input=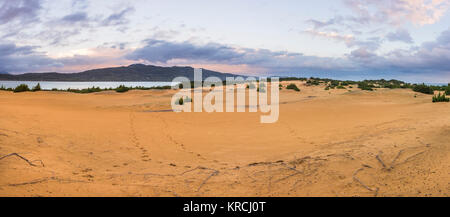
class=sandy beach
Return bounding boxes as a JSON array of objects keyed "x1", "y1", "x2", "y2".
[{"x1": 0, "y1": 81, "x2": 448, "y2": 197}]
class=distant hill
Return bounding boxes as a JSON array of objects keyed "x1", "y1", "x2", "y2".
[{"x1": 0, "y1": 64, "x2": 242, "y2": 81}]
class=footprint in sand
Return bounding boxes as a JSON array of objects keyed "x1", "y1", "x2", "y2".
[{"x1": 129, "y1": 112, "x2": 152, "y2": 162}]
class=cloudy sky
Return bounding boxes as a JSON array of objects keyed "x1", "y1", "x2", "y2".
[{"x1": 1, "y1": 0, "x2": 450, "y2": 82}]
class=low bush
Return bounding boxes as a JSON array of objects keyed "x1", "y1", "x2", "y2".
[
  {"x1": 31, "y1": 83, "x2": 41, "y2": 91},
  {"x1": 306, "y1": 79, "x2": 320, "y2": 86},
  {"x1": 432, "y1": 92, "x2": 449, "y2": 103},
  {"x1": 412, "y1": 84, "x2": 434, "y2": 95},
  {"x1": 115, "y1": 85, "x2": 130, "y2": 93},
  {"x1": 13, "y1": 84, "x2": 30, "y2": 92},
  {"x1": 445, "y1": 85, "x2": 450, "y2": 95},
  {"x1": 357, "y1": 82, "x2": 374, "y2": 91},
  {"x1": 286, "y1": 83, "x2": 300, "y2": 91}
]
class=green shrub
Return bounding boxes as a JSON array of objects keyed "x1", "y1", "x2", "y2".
[
  {"x1": 31, "y1": 83, "x2": 41, "y2": 91},
  {"x1": 413, "y1": 84, "x2": 434, "y2": 95},
  {"x1": 286, "y1": 83, "x2": 300, "y2": 91},
  {"x1": 306, "y1": 79, "x2": 320, "y2": 86},
  {"x1": 358, "y1": 82, "x2": 375, "y2": 91},
  {"x1": 178, "y1": 97, "x2": 184, "y2": 105},
  {"x1": 13, "y1": 84, "x2": 30, "y2": 92},
  {"x1": 0, "y1": 85, "x2": 6, "y2": 91},
  {"x1": 432, "y1": 92, "x2": 449, "y2": 103},
  {"x1": 67, "y1": 86, "x2": 102, "y2": 94},
  {"x1": 115, "y1": 85, "x2": 130, "y2": 93},
  {"x1": 445, "y1": 85, "x2": 450, "y2": 95}
]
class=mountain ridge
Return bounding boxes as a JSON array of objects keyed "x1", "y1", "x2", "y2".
[{"x1": 0, "y1": 64, "x2": 243, "y2": 81}]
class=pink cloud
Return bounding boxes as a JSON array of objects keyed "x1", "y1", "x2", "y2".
[{"x1": 343, "y1": 0, "x2": 450, "y2": 26}]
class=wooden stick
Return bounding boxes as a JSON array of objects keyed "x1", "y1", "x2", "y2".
[
  {"x1": 197, "y1": 170, "x2": 219, "y2": 191},
  {"x1": 0, "y1": 153, "x2": 44, "y2": 167},
  {"x1": 352, "y1": 168, "x2": 378, "y2": 195},
  {"x1": 375, "y1": 154, "x2": 387, "y2": 169}
]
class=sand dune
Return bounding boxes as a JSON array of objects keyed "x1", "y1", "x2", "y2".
[{"x1": 0, "y1": 81, "x2": 448, "y2": 196}]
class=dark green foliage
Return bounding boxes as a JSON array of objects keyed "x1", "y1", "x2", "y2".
[
  {"x1": 306, "y1": 79, "x2": 320, "y2": 86},
  {"x1": 445, "y1": 85, "x2": 450, "y2": 95},
  {"x1": 0, "y1": 85, "x2": 6, "y2": 91},
  {"x1": 286, "y1": 83, "x2": 300, "y2": 91},
  {"x1": 67, "y1": 86, "x2": 102, "y2": 94},
  {"x1": 115, "y1": 85, "x2": 130, "y2": 93},
  {"x1": 357, "y1": 82, "x2": 375, "y2": 91},
  {"x1": 13, "y1": 84, "x2": 30, "y2": 92},
  {"x1": 412, "y1": 83, "x2": 434, "y2": 95},
  {"x1": 278, "y1": 77, "x2": 307, "y2": 82},
  {"x1": 178, "y1": 97, "x2": 184, "y2": 105},
  {"x1": 432, "y1": 92, "x2": 449, "y2": 103},
  {"x1": 31, "y1": 83, "x2": 41, "y2": 91}
]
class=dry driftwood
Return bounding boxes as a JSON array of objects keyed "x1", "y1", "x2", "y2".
[
  {"x1": 352, "y1": 167, "x2": 379, "y2": 196},
  {"x1": 375, "y1": 153, "x2": 387, "y2": 170},
  {"x1": 8, "y1": 176, "x2": 87, "y2": 187},
  {"x1": 197, "y1": 170, "x2": 219, "y2": 192},
  {"x1": 0, "y1": 153, "x2": 44, "y2": 167}
]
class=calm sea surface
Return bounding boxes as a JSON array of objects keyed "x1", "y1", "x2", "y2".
[{"x1": 0, "y1": 81, "x2": 175, "y2": 90}]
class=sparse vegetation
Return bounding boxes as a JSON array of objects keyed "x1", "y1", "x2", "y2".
[
  {"x1": 306, "y1": 79, "x2": 320, "y2": 86},
  {"x1": 358, "y1": 82, "x2": 375, "y2": 91},
  {"x1": 67, "y1": 86, "x2": 102, "y2": 94},
  {"x1": 31, "y1": 83, "x2": 41, "y2": 92},
  {"x1": 432, "y1": 92, "x2": 449, "y2": 103},
  {"x1": 412, "y1": 83, "x2": 434, "y2": 95},
  {"x1": 286, "y1": 83, "x2": 300, "y2": 92},
  {"x1": 115, "y1": 85, "x2": 130, "y2": 93},
  {"x1": 13, "y1": 84, "x2": 30, "y2": 92},
  {"x1": 445, "y1": 84, "x2": 450, "y2": 95}
]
